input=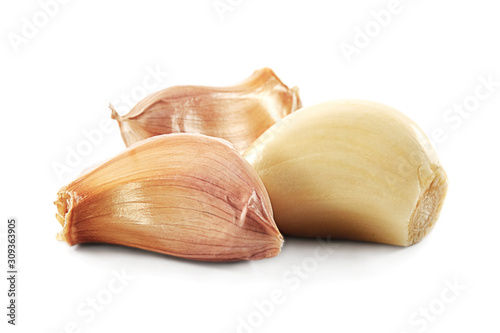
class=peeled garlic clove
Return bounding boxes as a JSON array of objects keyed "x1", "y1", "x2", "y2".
[
  {"x1": 111, "y1": 68, "x2": 302, "y2": 153},
  {"x1": 55, "y1": 134, "x2": 283, "y2": 262},
  {"x1": 244, "y1": 100, "x2": 448, "y2": 246}
]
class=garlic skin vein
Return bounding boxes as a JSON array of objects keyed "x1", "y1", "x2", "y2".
[
  {"x1": 244, "y1": 100, "x2": 449, "y2": 246},
  {"x1": 111, "y1": 68, "x2": 302, "y2": 153},
  {"x1": 55, "y1": 133, "x2": 283, "y2": 262}
]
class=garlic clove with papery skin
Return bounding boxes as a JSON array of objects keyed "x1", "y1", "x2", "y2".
[
  {"x1": 110, "y1": 68, "x2": 302, "y2": 153},
  {"x1": 55, "y1": 133, "x2": 283, "y2": 262}
]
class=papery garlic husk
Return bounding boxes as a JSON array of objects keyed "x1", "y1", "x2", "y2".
[
  {"x1": 243, "y1": 100, "x2": 449, "y2": 246},
  {"x1": 55, "y1": 134, "x2": 283, "y2": 262},
  {"x1": 110, "y1": 68, "x2": 302, "y2": 153}
]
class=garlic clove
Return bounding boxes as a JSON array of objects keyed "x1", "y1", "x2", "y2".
[
  {"x1": 111, "y1": 68, "x2": 302, "y2": 153},
  {"x1": 55, "y1": 133, "x2": 283, "y2": 262},
  {"x1": 243, "y1": 100, "x2": 448, "y2": 246}
]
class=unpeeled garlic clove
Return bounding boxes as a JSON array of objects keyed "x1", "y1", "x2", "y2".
[
  {"x1": 244, "y1": 100, "x2": 448, "y2": 246},
  {"x1": 55, "y1": 133, "x2": 283, "y2": 262},
  {"x1": 110, "y1": 68, "x2": 302, "y2": 153}
]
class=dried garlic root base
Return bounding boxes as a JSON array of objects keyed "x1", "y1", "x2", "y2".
[
  {"x1": 110, "y1": 68, "x2": 302, "y2": 153},
  {"x1": 244, "y1": 100, "x2": 449, "y2": 246},
  {"x1": 55, "y1": 134, "x2": 283, "y2": 262}
]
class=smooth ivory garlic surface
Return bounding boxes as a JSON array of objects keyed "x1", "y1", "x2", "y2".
[
  {"x1": 244, "y1": 100, "x2": 448, "y2": 246},
  {"x1": 111, "y1": 68, "x2": 302, "y2": 153},
  {"x1": 55, "y1": 134, "x2": 283, "y2": 262}
]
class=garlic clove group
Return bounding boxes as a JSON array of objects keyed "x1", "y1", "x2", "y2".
[
  {"x1": 111, "y1": 68, "x2": 302, "y2": 153},
  {"x1": 55, "y1": 133, "x2": 283, "y2": 262}
]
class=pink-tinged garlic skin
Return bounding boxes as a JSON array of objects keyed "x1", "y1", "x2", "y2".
[
  {"x1": 111, "y1": 68, "x2": 302, "y2": 153},
  {"x1": 55, "y1": 134, "x2": 283, "y2": 262}
]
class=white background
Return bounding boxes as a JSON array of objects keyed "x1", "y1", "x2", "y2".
[{"x1": 1, "y1": 0, "x2": 499, "y2": 332}]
